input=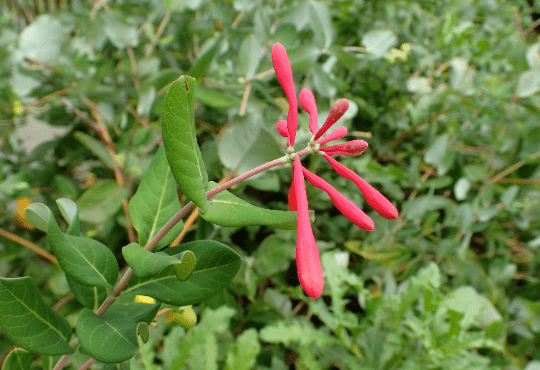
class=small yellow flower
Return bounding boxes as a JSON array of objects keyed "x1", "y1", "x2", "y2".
[
  {"x1": 13, "y1": 101, "x2": 23, "y2": 116},
  {"x1": 135, "y1": 295, "x2": 156, "y2": 304}
]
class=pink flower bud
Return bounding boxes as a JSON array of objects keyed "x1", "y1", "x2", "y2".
[
  {"x1": 320, "y1": 140, "x2": 368, "y2": 156},
  {"x1": 293, "y1": 156, "x2": 324, "y2": 298},
  {"x1": 323, "y1": 153, "x2": 398, "y2": 220},
  {"x1": 313, "y1": 99, "x2": 349, "y2": 141},
  {"x1": 302, "y1": 167, "x2": 374, "y2": 231},
  {"x1": 272, "y1": 43, "x2": 298, "y2": 146},
  {"x1": 276, "y1": 119, "x2": 290, "y2": 146},
  {"x1": 299, "y1": 88, "x2": 318, "y2": 134},
  {"x1": 316, "y1": 126, "x2": 348, "y2": 145}
]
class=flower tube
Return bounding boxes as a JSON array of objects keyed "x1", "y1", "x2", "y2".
[{"x1": 293, "y1": 156, "x2": 324, "y2": 298}]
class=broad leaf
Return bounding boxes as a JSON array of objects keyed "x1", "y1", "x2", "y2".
[
  {"x1": 56, "y1": 198, "x2": 81, "y2": 236},
  {"x1": 516, "y1": 69, "x2": 540, "y2": 98},
  {"x1": 48, "y1": 210, "x2": 119, "y2": 288},
  {"x1": 123, "y1": 241, "x2": 241, "y2": 306},
  {"x1": 66, "y1": 275, "x2": 107, "y2": 310},
  {"x1": 217, "y1": 119, "x2": 282, "y2": 175},
  {"x1": 24, "y1": 202, "x2": 50, "y2": 232},
  {"x1": 162, "y1": 76, "x2": 208, "y2": 211},
  {"x1": 77, "y1": 181, "x2": 129, "y2": 224},
  {"x1": 0, "y1": 277, "x2": 73, "y2": 355},
  {"x1": 128, "y1": 146, "x2": 184, "y2": 249},
  {"x1": 102, "y1": 302, "x2": 161, "y2": 325},
  {"x1": 122, "y1": 242, "x2": 196, "y2": 281},
  {"x1": 73, "y1": 131, "x2": 115, "y2": 169},
  {"x1": 187, "y1": 35, "x2": 221, "y2": 80},
  {"x1": 224, "y1": 328, "x2": 261, "y2": 370},
  {"x1": 201, "y1": 182, "x2": 299, "y2": 230},
  {"x1": 3, "y1": 348, "x2": 33, "y2": 370},
  {"x1": 237, "y1": 34, "x2": 262, "y2": 80},
  {"x1": 77, "y1": 308, "x2": 146, "y2": 364}
]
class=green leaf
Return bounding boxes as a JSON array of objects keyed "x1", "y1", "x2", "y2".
[
  {"x1": 361, "y1": 29, "x2": 397, "y2": 58},
  {"x1": 162, "y1": 76, "x2": 208, "y2": 211},
  {"x1": 77, "y1": 180, "x2": 129, "y2": 224},
  {"x1": 3, "y1": 348, "x2": 33, "y2": 370},
  {"x1": 47, "y1": 211, "x2": 119, "y2": 288},
  {"x1": 77, "y1": 309, "x2": 139, "y2": 364},
  {"x1": 516, "y1": 69, "x2": 540, "y2": 98},
  {"x1": 201, "y1": 182, "x2": 299, "y2": 229},
  {"x1": 103, "y1": 11, "x2": 138, "y2": 49},
  {"x1": 0, "y1": 277, "x2": 73, "y2": 355},
  {"x1": 18, "y1": 15, "x2": 69, "y2": 63},
  {"x1": 124, "y1": 241, "x2": 241, "y2": 306},
  {"x1": 237, "y1": 34, "x2": 262, "y2": 80},
  {"x1": 73, "y1": 131, "x2": 115, "y2": 169},
  {"x1": 128, "y1": 146, "x2": 184, "y2": 249},
  {"x1": 122, "y1": 243, "x2": 196, "y2": 281},
  {"x1": 194, "y1": 83, "x2": 242, "y2": 109},
  {"x1": 24, "y1": 202, "x2": 50, "y2": 232},
  {"x1": 66, "y1": 275, "x2": 107, "y2": 310},
  {"x1": 225, "y1": 328, "x2": 261, "y2": 370},
  {"x1": 187, "y1": 35, "x2": 221, "y2": 80},
  {"x1": 217, "y1": 119, "x2": 282, "y2": 175},
  {"x1": 56, "y1": 198, "x2": 81, "y2": 236},
  {"x1": 253, "y1": 236, "x2": 296, "y2": 277},
  {"x1": 103, "y1": 302, "x2": 161, "y2": 325},
  {"x1": 308, "y1": 0, "x2": 334, "y2": 49}
]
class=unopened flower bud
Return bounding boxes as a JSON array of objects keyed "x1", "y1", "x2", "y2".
[{"x1": 320, "y1": 140, "x2": 368, "y2": 156}]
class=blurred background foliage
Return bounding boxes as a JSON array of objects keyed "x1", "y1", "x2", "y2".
[{"x1": 1, "y1": 0, "x2": 540, "y2": 369}]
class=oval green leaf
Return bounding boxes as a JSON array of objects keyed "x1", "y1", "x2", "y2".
[
  {"x1": 162, "y1": 76, "x2": 208, "y2": 211},
  {"x1": 77, "y1": 180, "x2": 129, "y2": 224},
  {"x1": 47, "y1": 211, "x2": 119, "y2": 288},
  {"x1": 122, "y1": 243, "x2": 196, "y2": 281},
  {"x1": 76, "y1": 302, "x2": 160, "y2": 364},
  {"x1": 3, "y1": 348, "x2": 33, "y2": 370},
  {"x1": 56, "y1": 198, "x2": 81, "y2": 236},
  {"x1": 123, "y1": 240, "x2": 241, "y2": 306},
  {"x1": 24, "y1": 203, "x2": 50, "y2": 232},
  {"x1": 66, "y1": 275, "x2": 107, "y2": 310},
  {"x1": 128, "y1": 146, "x2": 184, "y2": 249},
  {"x1": 76, "y1": 309, "x2": 139, "y2": 364},
  {"x1": 201, "y1": 182, "x2": 299, "y2": 230},
  {"x1": 0, "y1": 277, "x2": 73, "y2": 355}
]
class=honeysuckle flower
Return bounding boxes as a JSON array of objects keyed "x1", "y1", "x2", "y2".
[
  {"x1": 272, "y1": 43, "x2": 298, "y2": 148},
  {"x1": 271, "y1": 42, "x2": 398, "y2": 298}
]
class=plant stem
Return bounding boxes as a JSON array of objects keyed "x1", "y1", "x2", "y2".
[{"x1": 52, "y1": 147, "x2": 311, "y2": 369}]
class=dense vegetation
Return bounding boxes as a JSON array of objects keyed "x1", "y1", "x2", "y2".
[{"x1": 1, "y1": 0, "x2": 540, "y2": 369}]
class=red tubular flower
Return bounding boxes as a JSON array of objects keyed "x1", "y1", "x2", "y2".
[
  {"x1": 276, "y1": 119, "x2": 289, "y2": 141},
  {"x1": 316, "y1": 126, "x2": 348, "y2": 145},
  {"x1": 288, "y1": 175, "x2": 297, "y2": 211},
  {"x1": 293, "y1": 156, "x2": 324, "y2": 298},
  {"x1": 323, "y1": 153, "x2": 398, "y2": 220},
  {"x1": 320, "y1": 140, "x2": 368, "y2": 156},
  {"x1": 271, "y1": 42, "x2": 399, "y2": 298},
  {"x1": 313, "y1": 99, "x2": 349, "y2": 141},
  {"x1": 272, "y1": 43, "x2": 298, "y2": 146},
  {"x1": 299, "y1": 88, "x2": 319, "y2": 134},
  {"x1": 302, "y1": 167, "x2": 374, "y2": 231}
]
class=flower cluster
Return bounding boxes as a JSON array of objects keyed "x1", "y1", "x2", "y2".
[{"x1": 271, "y1": 43, "x2": 399, "y2": 298}]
